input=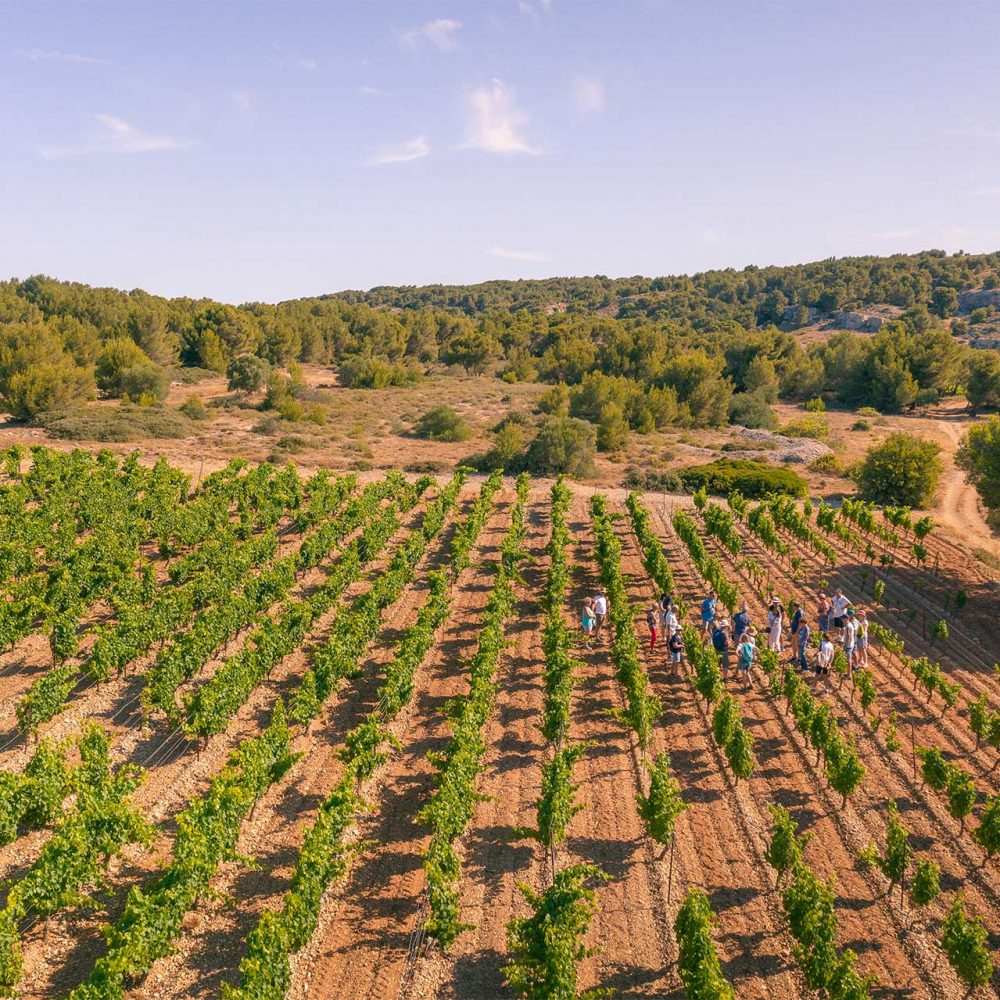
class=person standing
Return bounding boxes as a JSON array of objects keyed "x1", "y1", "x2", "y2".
[
  {"x1": 817, "y1": 594, "x2": 831, "y2": 636},
  {"x1": 796, "y1": 618, "x2": 812, "y2": 673},
  {"x1": 736, "y1": 630, "x2": 756, "y2": 689},
  {"x1": 646, "y1": 604, "x2": 658, "y2": 651},
  {"x1": 789, "y1": 603, "x2": 803, "y2": 641},
  {"x1": 658, "y1": 593, "x2": 673, "y2": 637},
  {"x1": 856, "y1": 609, "x2": 870, "y2": 669},
  {"x1": 733, "y1": 604, "x2": 751, "y2": 644},
  {"x1": 592, "y1": 589, "x2": 608, "y2": 644},
  {"x1": 843, "y1": 608, "x2": 859, "y2": 676},
  {"x1": 701, "y1": 590, "x2": 718, "y2": 636},
  {"x1": 668, "y1": 628, "x2": 685, "y2": 678},
  {"x1": 712, "y1": 618, "x2": 732, "y2": 681},
  {"x1": 581, "y1": 598, "x2": 596, "y2": 648},
  {"x1": 767, "y1": 600, "x2": 784, "y2": 653},
  {"x1": 831, "y1": 589, "x2": 851, "y2": 639},
  {"x1": 817, "y1": 631, "x2": 835, "y2": 688}
]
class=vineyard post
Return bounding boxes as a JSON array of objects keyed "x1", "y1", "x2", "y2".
[
  {"x1": 667, "y1": 833, "x2": 676, "y2": 904},
  {"x1": 911, "y1": 724, "x2": 916, "y2": 782}
]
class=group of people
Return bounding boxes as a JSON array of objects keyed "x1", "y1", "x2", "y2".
[{"x1": 583, "y1": 582, "x2": 872, "y2": 692}]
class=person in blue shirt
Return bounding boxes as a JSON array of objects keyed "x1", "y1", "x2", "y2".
[
  {"x1": 796, "y1": 620, "x2": 812, "y2": 672},
  {"x1": 700, "y1": 590, "x2": 717, "y2": 636},
  {"x1": 732, "y1": 604, "x2": 751, "y2": 643}
]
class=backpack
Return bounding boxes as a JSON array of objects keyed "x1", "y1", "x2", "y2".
[
  {"x1": 739, "y1": 641, "x2": 754, "y2": 666},
  {"x1": 712, "y1": 629, "x2": 727, "y2": 653}
]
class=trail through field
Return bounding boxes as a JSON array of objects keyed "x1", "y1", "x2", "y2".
[{"x1": 935, "y1": 417, "x2": 999, "y2": 560}]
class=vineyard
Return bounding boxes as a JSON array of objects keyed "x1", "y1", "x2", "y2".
[{"x1": 0, "y1": 447, "x2": 998, "y2": 999}]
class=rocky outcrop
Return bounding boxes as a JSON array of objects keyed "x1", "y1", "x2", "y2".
[{"x1": 958, "y1": 289, "x2": 1000, "y2": 311}]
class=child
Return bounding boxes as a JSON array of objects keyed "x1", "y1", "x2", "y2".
[{"x1": 736, "y1": 630, "x2": 756, "y2": 689}]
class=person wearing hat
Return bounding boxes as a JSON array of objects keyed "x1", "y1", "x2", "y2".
[
  {"x1": 712, "y1": 618, "x2": 732, "y2": 681},
  {"x1": 843, "y1": 608, "x2": 859, "y2": 676}
]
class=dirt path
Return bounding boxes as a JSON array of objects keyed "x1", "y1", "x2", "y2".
[{"x1": 935, "y1": 418, "x2": 999, "y2": 560}]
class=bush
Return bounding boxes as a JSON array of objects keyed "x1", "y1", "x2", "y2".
[
  {"x1": 275, "y1": 435, "x2": 309, "y2": 453},
  {"x1": 779, "y1": 414, "x2": 830, "y2": 439},
  {"x1": 537, "y1": 383, "x2": 570, "y2": 417},
  {"x1": 857, "y1": 433, "x2": 942, "y2": 506},
  {"x1": 957, "y1": 416, "x2": 1000, "y2": 525},
  {"x1": 338, "y1": 354, "x2": 421, "y2": 388},
  {"x1": 4, "y1": 360, "x2": 94, "y2": 419},
  {"x1": 119, "y1": 364, "x2": 170, "y2": 403},
  {"x1": 851, "y1": 419, "x2": 871, "y2": 431},
  {"x1": 179, "y1": 395, "x2": 210, "y2": 421},
  {"x1": 678, "y1": 459, "x2": 808, "y2": 499},
  {"x1": 412, "y1": 405, "x2": 472, "y2": 442},
  {"x1": 95, "y1": 338, "x2": 151, "y2": 394},
  {"x1": 37, "y1": 404, "x2": 195, "y2": 442},
  {"x1": 728, "y1": 391, "x2": 778, "y2": 430},
  {"x1": 856, "y1": 406, "x2": 880, "y2": 417},
  {"x1": 226, "y1": 354, "x2": 271, "y2": 394},
  {"x1": 808, "y1": 453, "x2": 844, "y2": 475},
  {"x1": 804, "y1": 396, "x2": 826, "y2": 412},
  {"x1": 523, "y1": 417, "x2": 596, "y2": 477},
  {"x1": 623, "y1": 466, "x2": 683, "y2": 492}
]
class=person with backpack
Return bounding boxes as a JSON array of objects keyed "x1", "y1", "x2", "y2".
[
  {"x1": 736, "y1": 630, "x2": 756, "y2": 689},
  {"x1": 712, "y1": 619, "x2": 732, "y2": 681},
  {"x1": 668, "y1": 628, "x2": 685, "y2": 678},
  {"x1": 646, "y1": 603, "x2": 658, "y2": 650}
]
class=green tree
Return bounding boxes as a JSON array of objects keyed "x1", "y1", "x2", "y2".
[
  {"x1": 440, "y1": 330, "x2": 500, "y2": 374},
  {"x1": 538, "y1": 383, "x2": 570, "y2": 416},
  {"x1": 95, "y1": 337, "x2": 152, "y2": 394},
  {"x1": 226, "y1": 354, "x2": 271, "y2": 394},
  {"x1": 523, "y1": 417, "x2": 596, "y2": 477},
  {"x1": 413, "y1": 405, "x2": 472, "y2": 442},
  {"x1": 857, "y1": 433, "x2": 942, "y2": 506},
  {"x1": 931, "y1": 285, "x2": 959, "y2": 318},
  {"x1": 965, "y1": 350, "x2": 1000, "y2": 413},
  {"x1": 596, "y1": 402, "x2": 629, "y2": 452}
]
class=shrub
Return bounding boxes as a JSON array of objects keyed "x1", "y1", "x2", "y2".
[
  {"x1": 678, "y1": 459, "x2": 808, "y2": 499},
  {"x1": 179, "y1": 395, "x2": 210, "y2": 421},
  {"x1": 805, "y1": 397, "x2": 826, "y2": 412},
  {"x1": 338, "y1": 354, "x2": 421, "y2": 388},
  {"x1": 729, "y1": 391, "x2": 778, "y2": 430},
  {"x1": 957, "y1": 416, "x2": 1000, "y2": 525},
  {"x1": 4, "y1": 360, "x2": 94, "y2": 419},
  {"x1": 37, "y1": 405, "x2": 195, "y2": 442},
  {"x1": 95, "y1": 337, "x2": 151, "y2": 393},
  {"x1": 537, "y1": 383, "x2": 570, "y2": 417},
  {"x1": 275, "y1": 435, "x2": 309, "y2": 453},
  {"x1": 596, "y1": 402, "x2": 629, "y2": 451},
  {"x1": 226, "y1": 354, "x2": 271, "y2": 394},
  {"x1": 808, "y1": 453, "x2": 844, "y2": 476},
  {"x1": 856, "y1": 406, "x2": 880, "y2": 417},
  {"x1": 780, "y1": 414, "x2": 830, "y2": 439},
  {"x1": 851, "y1": 419, "x2": 871, "y2": 431},
  {"x1": 623, "y1": 467, "x2": 683, "y2": 493},
  {"x1": 413, "y1": 405, "x2": 472, "y2": 442},
  {"x1": 523, "y1": 417, "x2": 596, "y2": 477},
  {"x1": 857, "y1": 433, "x2": 942, "y2": 506},
  {"x1": 119, "y1": 364, "x2": 169, "y2": 403}
]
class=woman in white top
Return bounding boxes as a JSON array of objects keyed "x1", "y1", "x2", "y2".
[
  {"x1": 856, "y1": 610, "x2": 870, "y2": 668},
  {"x1": 767, "y1": 601, "x2": 784, "y2": 653}
]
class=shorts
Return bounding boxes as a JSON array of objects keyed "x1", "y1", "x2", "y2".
[
  {"x1": 833, "y1": 615, "x2": 846, "y2": 629},
  {"x1": 738, "y1": 659, "x2": 752, "y2": 672},
  {"x1": 594, "y1": 613, "x2": 606, "y2": 629},
  {"x1": 818, "y1": 615, "x2": 830, "y2": 632},
  {"x1": 671, "y1": 650, "x2": 682, "y2": 663},
  {"x1": 719, "y1": 650, "x2": 731, "y2": 670},
  {"x1": 858, "y1": 636, "x2": 868, "y2": 649},
  {"x1": 844, "y1": 644, "x2": 856, "y2": 655},
  {"x1": 701, "y1": 614, "x2": 714, "y2": 625}
]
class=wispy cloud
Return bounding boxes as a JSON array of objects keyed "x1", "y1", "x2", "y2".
[
  {"x1": 231, "y1": 89, "x2": 252, "y2": 115},
  {"x1": 269, "y1": 43, "x2": 318, "y2": 71},
  {"x1": 487, "y1": 245, "x2": 548, "y2": 262},
  {"x1": 461, "y1": 79, "x2": 538, "y2": 155},
  {"x1": 573, "y1": 76, "x2": 605, "y2": 117},
  {"x1": 971, "y1": 185, "x2": 1000, "y2": 197},
  {"x1": 401, "y1": 18, "x2": 462, "y2": 49},
  {"x1": 15, "y1": 47, "x2": 109, "y2": 65},
  {"x1": 40, "y1": 114, "x2": 189, "y2": 159},
  {"x1": 369, "y1": 136, "x2": 430, "y2": 165}
]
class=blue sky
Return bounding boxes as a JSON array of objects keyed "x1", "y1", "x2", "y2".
[{"x1": 2, "y1": 1, "x2": 999, "y2": 303}]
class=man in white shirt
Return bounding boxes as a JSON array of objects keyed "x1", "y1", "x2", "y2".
[
  {"x1": 830, "y1": 589, "x2": 851, "y2": 638},
  {"x1": 817, "y1": 632, "x2": 834, "y2": 689},
  {"x1": 592, "y1": 590, "x2": 608, "y2": 643}
]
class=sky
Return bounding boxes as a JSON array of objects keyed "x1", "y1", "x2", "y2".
[{"x1": 2, "y1": 0, "x2": 999, "y2": 304}]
